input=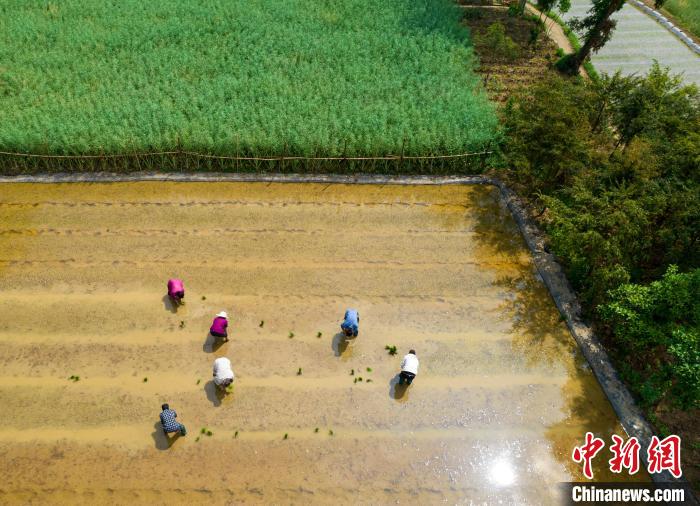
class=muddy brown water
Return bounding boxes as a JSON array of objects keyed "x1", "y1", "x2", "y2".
[{"x1": 0, "y1": 183, "x2": 647, "y2": 504}]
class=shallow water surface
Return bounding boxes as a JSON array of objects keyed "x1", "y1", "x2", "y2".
[{"x1": 0, "y1": 183, "x2": 644, "y2": 504}]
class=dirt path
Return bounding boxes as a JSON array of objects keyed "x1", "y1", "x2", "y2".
[
  {"x1": 524, "y1": 3, "x2": 592, "y2": 79},
  {"x1": 460, "y1": 3, "x2": 573, "y2": 50},
  {"x1": 525, "y1": 4, "x2": 575, "y2": 52},
  {"x1": 0, "y1": 182, "x2": 645, "y2": 504},
  {"x1": 461, "y1": 3, "x2": 590, "y2": 79}
]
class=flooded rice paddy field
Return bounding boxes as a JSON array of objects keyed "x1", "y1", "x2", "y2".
[{"x1": 0, "y1": 183, "x2": 645, "y2": 504}]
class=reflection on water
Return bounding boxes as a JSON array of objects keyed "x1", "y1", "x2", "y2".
[
  {"x1": 151, "y1": 421, "x2": 181, "y2": 451},
  {"x1": 331, "y1": 332, "x2": 352, "y2": 358},
  {"x1": 202, "y1": 333, "x2": 226, "y2": 354},
  {"x1": 161, "y1": 294, "x2": 179, "y2": 314},
  {"x1": 388, "y1": 373, "x2": 409, "y2": 402},
  {"x1": 489, "y1": 457, "x2": 518, "y2": 487},
  {"x1": 204, "y1": 380, "x2": 225, "y2": 407},
  {"x1": 497, "y1": 272, "x2": 575, "y2": 374},
  {"x1": 428, "y1": 185, "x2": 649, "y2": 485},
  {"x1": 466, "y1": 188, "x2": 649, "y2": 484}
]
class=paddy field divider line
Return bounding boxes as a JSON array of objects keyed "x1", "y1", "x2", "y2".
[
  {"x1": 0, "y1": 172, "x2": 691, "y2": 496},
  {"x1": 0, "y1": 331, "x2": 511, "y2": 347},
  {"x1": 0, "y1": 373, "x2": 569, "y2": 390},
  {"x1": 0, "y1": 425, "x2": 592, "y2": 446},
  {"x1": 0, "y1": 258, "x2": 525, "y2": 270},
  {"x1": 0, "y1": 289, "x2": 502, "y2": 302}
]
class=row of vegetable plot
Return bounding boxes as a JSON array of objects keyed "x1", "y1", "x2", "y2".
[{"x1": 0, "y1": 0, "x2": 498, "y2": 165}]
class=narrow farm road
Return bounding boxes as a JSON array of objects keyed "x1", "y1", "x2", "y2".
[
  {"x1": 523, "y1": 3, "x2": 591, "y2": 78},
  {"x1": 525, "y1": 4, "x2": 576, "y2": 53},
  {"x1": 560, "y1": 0, "x2": 700, "y2": 85}
]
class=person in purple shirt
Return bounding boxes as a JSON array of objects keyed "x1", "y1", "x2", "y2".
[
  {"x1": 167, "y1": 278, "x2": 185, "y2": 305},
  {"x1": 210, "y1": 311, "x2": 229, "y2": 342}
]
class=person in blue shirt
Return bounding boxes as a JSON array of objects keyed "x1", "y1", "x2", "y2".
[
  {"x1": 340, "y1": 309, "x2": 359, "y2": 337},
  {"x1": 159, "y1": 403, "x2": 187, "y2": 436}
]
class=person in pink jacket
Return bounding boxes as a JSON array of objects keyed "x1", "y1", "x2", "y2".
[
  {"x1": 167, "y1": 279, "x2": 185, "y2": 305},
  {"x1": 210, "y1": 311, "x2": 229, "y2": 342}
]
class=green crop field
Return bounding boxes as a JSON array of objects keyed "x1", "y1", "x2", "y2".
[
  {"x1": 0, "y1": 0, "x2": 497, "y2": 161},
  {"x1": 663, "y1": 0, "x2": 700, "y2": 39}
]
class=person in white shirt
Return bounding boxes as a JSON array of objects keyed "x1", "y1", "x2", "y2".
[
  {"x1": 399, "y1": 349, "x2": 419, "y2": 385},
  {"x1": 213, "y1": 357, "x2": 235, "y2": 390}
]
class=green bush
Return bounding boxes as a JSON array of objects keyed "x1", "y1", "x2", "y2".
[
  {"x1": 501, "y1": 65, "x2": 700, "y2": 410},
  {"x1": 501, "y1": 75, "x2": 598, "y2": 194},
  {"x1": 475, "y1": 23, "x2": 520, "y2": 61},
  {"x1": 544, "y1": 9, "x2": 600, "y2": 82},
  {"x1": 600, "y1": 267, "x2": 700, "y2": 409}
]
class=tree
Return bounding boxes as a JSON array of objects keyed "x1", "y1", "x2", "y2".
[
  {"x1": 501, "y1": 75, "x2": 599, "y2": 193},
  {"x1": 518, "y1": 0, "x2": 528, "y2": 15},
  {"x1": 517, "y1": 0, "x2": 570, "y2": 19},
  {"x1": 600, "y1": 266, "x2": 700, "y2": 409},
  {"x1": 501, "y1": 67, "x2": 700, "y2": 410},
  {"x1": 535, "y1": 0, "x2": 571, "y2": 18},
  {"x1": 605, "y1": 63, "x2": 699, "y2": 153},
  {"x1": 556, "y1": 0, "x2": 625, "y2": 75}
]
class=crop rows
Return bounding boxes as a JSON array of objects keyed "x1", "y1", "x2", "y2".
[{"x1": 0, "y1": 0, "x2": 499, "y2": 160}]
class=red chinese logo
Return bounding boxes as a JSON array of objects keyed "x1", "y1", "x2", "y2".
[
  {"x1": 572, "y1": 433, "x2": 683, "y2": 479},
  {"x1": 572, "y1": 432, "x2": 606, "y2": 479},
  {"x1": 608, "y1": 435, "x2": 641, "y2": 475},
  {"x1": 647, "y1": 435, "x2": 682, "y2": 479}
]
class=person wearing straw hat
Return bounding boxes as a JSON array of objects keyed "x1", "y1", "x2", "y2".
[
  {"x1": 213, "y1": 356, "x2": 235, "y2": 391},
  {"x1": 210, "y1": 311, "x2": 229, "y2": 341}
]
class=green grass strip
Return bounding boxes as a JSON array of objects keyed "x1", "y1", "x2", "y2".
[{"x1": 663, "y1": 0, "x2": 700, "y2": 39}]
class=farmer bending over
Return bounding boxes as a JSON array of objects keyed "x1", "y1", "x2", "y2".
[
  {"x1": 210, "y1": 311, "x2": 229, "y2": 341},
  {"x1": 167, "y1": 278, "x2": 185, "y2": 304},
  {"x1": 399, "y1": 350, "x2": 419, "y2": 385},
  {"x1": 213, "y1": 357, "x2": 235, "y2": 390},
  {"x1": 341, "y1": 309, "x2": 359, "y2": 337},
  {"x1": 160, "y1": 403, "x2": 187, "y2": 436}
]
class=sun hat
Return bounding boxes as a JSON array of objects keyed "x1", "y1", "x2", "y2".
[{"x1": 216, "y1": 311, "x2": 228, "y2": 319}]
